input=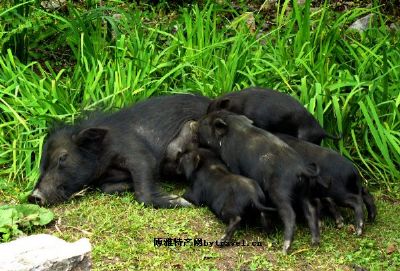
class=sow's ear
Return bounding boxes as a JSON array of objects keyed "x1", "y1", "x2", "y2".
[
  {"x1": 213, "y1": 118, "x2": 228, "y2": 137},
  {"x1": 74, "y1": 127, "x2": 108, "y2": 150}
]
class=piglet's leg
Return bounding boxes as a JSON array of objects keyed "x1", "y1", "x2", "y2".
[
  {"x1": 260, "y1": 212, "x2": 274, "y2": 233},
  {"x1": 182, "y1": 189, "x2": 200, "y2": 206},
  {"x1": 344, "y1": 194, "x2": 364, "y2": 235},
  {"x1": 219, "y1": 216, "x2": 242, "y2": 243},
  {"x1": 362, "y1": 187, "x2": 377, "y2": 222},
  {"x1": 313, "y1": 198, "x2": 324, "y2": 229},
  {"x1": 314, "y1": 198, "x2": 324, "y2": 230},
  {"x1": 270, "y1": 194, "x2": 296, "y2": 254},
  {"x1": 302, "y1": 198, "x2": 320, "y2": 246},
  {"x1": 324, "y1": 197, "x2": 344, "y2": 228}
]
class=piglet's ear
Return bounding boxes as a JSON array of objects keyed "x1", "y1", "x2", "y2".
[
  {"x1": 237, "y1": 115, "x2": 253, "y2": 125},
  {"x1": 189, "y1": 121, "x2": 198, "y2": 132},
  {"x1": 193, "y1": 154, "x2": 201, "y2": 170},
  {"x1": 213, "y1": 118, "x2": 228, "y2": 137},
  {"x1": 207, "y1": 98, "x2": 230, "y2": 113},
  {"x1": 176, "y1": 159, "x2": 183, "y2": 175},
  {"x1": 74, "y1": 127, "x2": 108, "y2": 149},
  {"x1": 217, "y1": 98, "x2": 230, "y2": 109}
]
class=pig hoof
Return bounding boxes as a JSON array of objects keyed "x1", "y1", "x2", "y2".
[
  {"x1": 282, "y1": 240, "x2": 291, "y2": 255},
  {"x1": 355, "y1": 222, "x2": 364, "y2": 236},
  {"x1": 217, "y1": 235, "x2": 229, "y2": 247},
  {"x1": 311, "y1": 238, "x2": 320, "y2": 247},
  {"x1": 166, "y1": 194, "x2": 193, "y2": 207},
  {"x1": 336, "y1": 219, "x2": 344, "y2": 229},
  {"x1": 172, "y1": 196, "x2": 193, "y2": 207}
]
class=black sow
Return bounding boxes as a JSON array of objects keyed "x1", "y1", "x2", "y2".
[{"x1": 29, "y1": 94, "x2": 210, "y2": 208}]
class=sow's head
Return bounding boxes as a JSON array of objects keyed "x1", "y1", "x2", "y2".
[{"x1": 29, "y1": 126, "x2": 108, "y2": 206}]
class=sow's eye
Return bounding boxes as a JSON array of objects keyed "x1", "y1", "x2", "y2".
[{"x1": 58, "y1": 152, "x2": 68, "y2": 166}]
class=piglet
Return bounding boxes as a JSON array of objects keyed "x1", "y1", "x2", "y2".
[
  {"x1": 208, "y1": 87, "x2": 340, "y2": 145},
  {"x1": 178, "y1": 148, "x2": 276, "y2": 243}
]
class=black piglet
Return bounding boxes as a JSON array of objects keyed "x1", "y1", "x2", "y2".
[{"x1": 177, "y1": 148, "x2": 275, "y2": 243}]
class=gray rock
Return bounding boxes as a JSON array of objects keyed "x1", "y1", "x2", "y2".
[
  {"x1": 349, "y1": 14, "x2": 374, "y2": 32},
  {"x1": 40, "y1": 0, "x2": 66, "y2": 11},
  {"x1": 112, "y1": 14, "x2": 123, "y2": 21},
  {"x1": 0, "y1": 234, "x2": 91, "y2": 271},
  {"x1": 390, "y1": 23, "x2": 400, "y2": 31},
  {"x1": 260, "y1": 0, "x2": 275, "y2": 11}
]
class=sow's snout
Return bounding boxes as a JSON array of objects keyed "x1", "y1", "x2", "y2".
[
  {"x1": 28, "y1": 189, "x2": 46, "y2": 206},
  {"x1": 27, "y1": 175, "x2": 69, "y2": 206}
]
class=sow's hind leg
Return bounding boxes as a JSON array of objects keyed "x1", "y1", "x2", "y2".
[{"x1": 125, "y1": 150, "x2": 192, "y2": 208}]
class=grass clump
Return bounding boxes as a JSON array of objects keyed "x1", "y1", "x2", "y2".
[{"x1": 0, "y1": 1, "x2": 399, "y2": 196}]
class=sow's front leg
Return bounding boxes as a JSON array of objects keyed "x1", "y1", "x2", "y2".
[
  {"x1": 96, "y1": 168, "x2": 134, "y2": 194},
  {"x1": 100, "y1": 182, "x2": 133, "y2": 194},
  {"x1": 125, "y1": 150, "x2": 192, "y2": 208}
]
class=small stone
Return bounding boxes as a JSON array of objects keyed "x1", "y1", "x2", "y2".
[
  {"x1": 348, "y1": 14, "x2": 374, "y2": 32},
  {"x1": 390, "y1": 23, "x2": 399, "y2": 31},
  {"x1": 347, "y1": 224, "x2": 356, "y2": 234},
  {"x1": 260, "y1": 0, "x2": 275, "y2": 11},
  {"x1": 386, "y1": 243, "x2": 397, "y2": 255},
  {"x1": 172, "y1": 25, "x2": 179, "y2": 35},
  {"x1": 352, "y1": 265, "x2": 368, "y2": 271},
  {"x1": 40, "y1": 0, "x2": 66, "y2": 11},
  {"x1": 112, "y1": 14, "x2": 123, "y2": 20},
  {"x1": 245, "y1": 12, "x2": 256, "y2": 33},
  {"x1": 0, "y1": 234, "x2": 91, "y2": 271}
]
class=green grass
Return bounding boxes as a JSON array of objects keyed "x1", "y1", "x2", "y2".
[
  {"x1": 36, "y1": 191, "x2": 400, "y2": 271},
  {"x1": 1, "y1": 0, "x2": 400, "y2": 269},
  {"x1": 0, "y1": 1, "x2": 399, "y2": 196}
]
